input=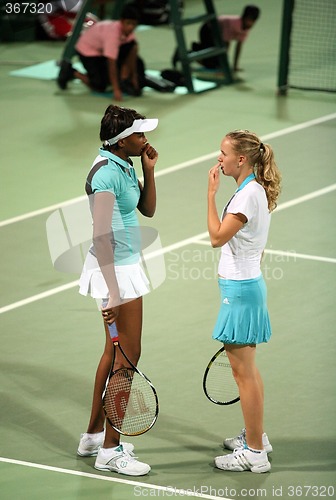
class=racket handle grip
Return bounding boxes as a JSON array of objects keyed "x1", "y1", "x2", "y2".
[{"x1": 108, "y1": 321, "x2": 118, "y2": 340}]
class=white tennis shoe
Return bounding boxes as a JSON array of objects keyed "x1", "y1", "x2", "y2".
[
  {"x1": 223, "y1": 428, "x2": 273, "y2": 453},
  {"x1": 77, "y1": 432, "x2": 134, "y2": 457},
  {"x1": 215, "y1": 447, "x2": 271, "y2": 473},
  {"x1": 94, "y1": 445, "x2": 151, "y2": 476}
]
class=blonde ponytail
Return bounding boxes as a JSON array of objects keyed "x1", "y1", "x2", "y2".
[{"x1": 255, "y1": 143, "x2": 281, "y2": 212}]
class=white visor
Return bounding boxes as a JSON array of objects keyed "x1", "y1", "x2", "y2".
[{"x1": 105, "y1": 118, "x2": 158, "y2": 146}]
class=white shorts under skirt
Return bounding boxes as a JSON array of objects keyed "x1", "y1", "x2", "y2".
[{"x1": 78, "y1": 252, "x2": 150, "y2": 300}]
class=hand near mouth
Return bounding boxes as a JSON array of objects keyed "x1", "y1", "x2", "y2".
[{"x1": 141, "y1": 143, "x2": 158, "y2": 171}]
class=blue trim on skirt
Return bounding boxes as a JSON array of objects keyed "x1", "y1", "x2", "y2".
[{"x1": 212, "y1": 275, "x2": 272, "y2": 345}]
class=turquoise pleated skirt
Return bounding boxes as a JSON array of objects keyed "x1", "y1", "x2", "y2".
[{"x1": 212, "y1": 275, "x2": 272, "y2": 345}]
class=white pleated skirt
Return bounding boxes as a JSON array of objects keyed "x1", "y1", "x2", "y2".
[{"x1": 79, "y1": 252, "x2": 150, "y2": 300}]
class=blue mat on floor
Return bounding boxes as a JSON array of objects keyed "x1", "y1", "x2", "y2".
[
  {"x1": 9, "y1": 60, "x2": 85, "y2": 80},
  {"x1": 10, "y1": 60, "x2": 217, "y2": 94}
]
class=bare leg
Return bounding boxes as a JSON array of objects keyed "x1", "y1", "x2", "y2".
[
  {"x1": 73, "y1": 70, "x2": 91, "y2": 88},
  {"x1": 225, "y1": 345, "x2": 264, "y2": 450},
  {"x1": 85, "y1": 322, "x2": 114, "y2": 435}
]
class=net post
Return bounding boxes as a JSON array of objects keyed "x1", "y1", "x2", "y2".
[{"x1": 277, "y1": 0, "x2": 294, "y2": 96}]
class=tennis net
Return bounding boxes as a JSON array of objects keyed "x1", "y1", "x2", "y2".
[{"x1": 278, "y1": 0, "x2": 336, "y2": 93}]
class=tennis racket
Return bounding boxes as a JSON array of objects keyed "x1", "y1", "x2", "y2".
[
  {"x1": 102, "y1": 330, "x2": 159, "y2": 436},
  {"x1": 203, "y1": 346, "x2": 240, "y2": 405}
]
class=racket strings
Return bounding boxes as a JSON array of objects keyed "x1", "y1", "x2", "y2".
[
  {"x1": 104, "y1": 368, "x2": 157, "y2": 435},
  {"x1": 204, "y1": 352, "x2": 240, "y2": 404}
]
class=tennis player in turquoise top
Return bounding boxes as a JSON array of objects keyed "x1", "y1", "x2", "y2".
[
  {"x1": 85, "y1": 147, "x2": 143, "y2": 266},
  {"x1": 207, "y1": 129, "x2": 281, "y2": 473},
  {"x1": 78, "y1": 105, "x2": 159, "y2": 476}
]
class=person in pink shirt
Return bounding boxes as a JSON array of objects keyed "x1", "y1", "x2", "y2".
[
  {"x1": 58, "y1": 5, "x2": 144, "y2": 100},
  {"x1": 192, "y1": 5, "x2": 260, "y2": 72}
]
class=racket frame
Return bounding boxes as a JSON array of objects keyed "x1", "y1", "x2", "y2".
[{"x1": 203, "y1": 346, "x2": 240, "y2": 405}]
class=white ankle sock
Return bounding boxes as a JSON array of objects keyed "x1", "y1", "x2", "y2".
[{"x1": 86, "y1": 431, "x2": 104, "y2": 437}]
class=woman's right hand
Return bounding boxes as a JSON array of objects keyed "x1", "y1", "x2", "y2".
[
  {"x1": 208, "y1": 163, "x2": 220, "y2": 194},
  {"x1": 102, "y1": 301, "x2": 120, "y2": 325}
]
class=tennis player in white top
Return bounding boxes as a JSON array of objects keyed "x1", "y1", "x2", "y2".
[{"x1": 207, "y1": 129, "x2": 281, "y2": 473}]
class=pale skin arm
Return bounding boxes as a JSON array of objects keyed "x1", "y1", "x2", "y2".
[
  {"x1": 92, "y1": 191, "x2": 120, "y2": 324},
  {"x1": 137, "y1": 142, "x2": 158, "y2": 217},
  {"x1": 207, "y1": 164, "x2": 246, "y2": 247}
]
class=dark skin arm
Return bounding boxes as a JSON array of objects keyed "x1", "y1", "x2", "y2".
[
  {"x1": 107, "y1": 58, "x2": 122, "y2": 101},
  {"x1": 233, "y1": 41, "x2": 243, "y2": 71},
  {"x1": 91, "y1": 191, "x2": 121, "y2": 324}
]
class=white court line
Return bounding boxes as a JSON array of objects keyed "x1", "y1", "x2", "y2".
[
  {"x1": 1, "y1": 182, "x2": 335, "y2": 315},
  {"x1": 0, "y1": 457, "x2": 232, "y2": 500},
  {"x1": 195, "y1": 241, "x2": 336, "y2": 264},
  {"x1": 264, "y1": 249, "x2": 336, "y2": 264},
  {"x1": 1, "y1": 112, "x2": 335, "y2": 228},
  {"x1": 0, "y1": 281, "x2": 79, "y2": 314},
  {"x1": 274, "y1": 184, "x2": 336, "y2": 212}
]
